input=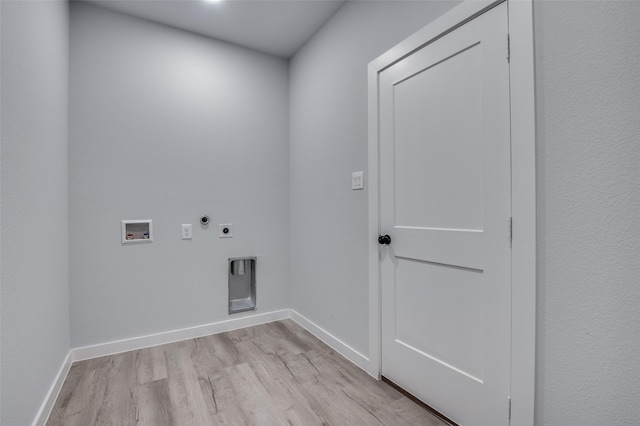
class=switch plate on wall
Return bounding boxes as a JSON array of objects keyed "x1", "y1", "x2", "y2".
[
  {"x1": 181, "y1": 224, "x2": 192, "y2": 239},
  {"x1": 352, "y1": 171, "x2": 364, "y2": 190}
]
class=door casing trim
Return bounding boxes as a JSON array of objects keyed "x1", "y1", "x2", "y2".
[{"x1": 367, "y1": 1, "x2": 536, "y2": 425}]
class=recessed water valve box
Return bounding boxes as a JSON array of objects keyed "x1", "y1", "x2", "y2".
[{"x1": 122, "y1": 220, "x2": 153, "y2": 244}]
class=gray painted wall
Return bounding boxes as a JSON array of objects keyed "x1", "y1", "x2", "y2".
[
  {"x1": 69, "y1": 3, "x2": 290, "y2": 348},
  {"x1": 292, "y1": 0, "x2": 640, "y2": 423},
  {"x1": 0, "y1": 1, "x2": 70, "y2": 425},
  {"x1": 289, "y1": 1, "x2": 459, "y2": 356},
  {"x1": 2, "y1": 1, "x2": 638, "y2": 424},
  {"x1": 534, "y1": 1, "x2": 640, "y2": 424}
]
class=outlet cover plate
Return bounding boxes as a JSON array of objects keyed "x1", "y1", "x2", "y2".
[
  {"x1": 219, "y1": 224, "x2": 233, "y2": 238},
  {"x1": 352, "y1": 171, "x2": 364, "y2": 190},
  {"x1": 182, "y1": 224, "x2": 192, "y2": 239}
]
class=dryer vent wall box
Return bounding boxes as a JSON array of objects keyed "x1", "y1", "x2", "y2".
[
  {"x1": 229, "y1": 257, "x2": 256, "y2": 314},
  {"x1": 122, "y1": 220, "x2": 153, "y2": 243}
]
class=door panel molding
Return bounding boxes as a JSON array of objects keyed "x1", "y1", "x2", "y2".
[{"x1": 367, "y1": 1, "x2": 536, "y2": 424}]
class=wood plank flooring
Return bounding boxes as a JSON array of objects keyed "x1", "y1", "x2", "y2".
[{"x1": 46, "y1": 319, "x2": 446, "y2": 425}]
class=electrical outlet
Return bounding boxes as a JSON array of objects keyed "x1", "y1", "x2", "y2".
[
  {"x1": 219, "y1": 224, "x2": 233, "y2": 238},
  {"x1": 352, "y1": 171, "x2": 364, "y2": 190},
  {"x1": 182, "y1": 224, "x2": 192, "y2": 239}
]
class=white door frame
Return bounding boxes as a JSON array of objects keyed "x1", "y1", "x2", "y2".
[{"x1": 367, "y1": 1, "x2": 536, "y2": 425}]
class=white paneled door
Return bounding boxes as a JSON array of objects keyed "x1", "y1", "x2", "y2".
[{"x1": 379, "y1": 3, "x2": 511, "y2": 425}]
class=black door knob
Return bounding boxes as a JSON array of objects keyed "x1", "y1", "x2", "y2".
[{"x1": 378, "y1": 234, "x2": 391, "y2": 245}]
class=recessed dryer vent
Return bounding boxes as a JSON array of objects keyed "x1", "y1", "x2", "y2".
[{"x1": 228, "y1": 257, "x2": 256, "y2": 314}]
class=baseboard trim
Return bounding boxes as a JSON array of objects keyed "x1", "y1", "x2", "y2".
[
  {"x1": 32, "y1": 351, "x2": 72, "y2": 426},
  {"x1": 70, "y1": 309, "x2": 371, "y2": 370},
  {"x1": 72, "y1": 309, "x2": 290, "y2": 362},
  {"x1": 37, "y1": 309, "x2": 374, "y2": 425},
  {"x1": 289, "y1": 310, "x2": 371, "y2": 375}
]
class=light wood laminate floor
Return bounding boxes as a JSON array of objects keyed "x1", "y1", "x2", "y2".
[{"x1": 46, "y1": 319, "x2": 446, "y2": 425}]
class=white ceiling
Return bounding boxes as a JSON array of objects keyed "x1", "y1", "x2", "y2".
[{"x1": 82, "y1": 0, "x2": 347, "y2": 58}]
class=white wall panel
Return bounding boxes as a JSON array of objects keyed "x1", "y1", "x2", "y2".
[
  {"x1": 0, "y1": 2, "x2": 70, "y2": 424},
  {"x1": 69, "y1": 3, "x2": 290, "y2": 348},
  {"x1": 289, "y1": 0, "x2": 459, "y2": 358},
  {"x1": 534, "y1": 1, "x2": 640, "y2": 423}
]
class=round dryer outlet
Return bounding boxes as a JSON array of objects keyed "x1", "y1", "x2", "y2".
[{"x1": 219, "y1": 224, "x2": 232, "y2": 238}]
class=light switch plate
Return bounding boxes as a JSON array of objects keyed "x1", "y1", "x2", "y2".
[
  {"x1": 352, "y1": 171, "x2": 364, "y2": 190},
  {"x1": 219, "y1": 224, "x2": 233, "y2": 238},
  {"x1": 181, "y1": 224, "x2": 192, "y2": 239}
]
